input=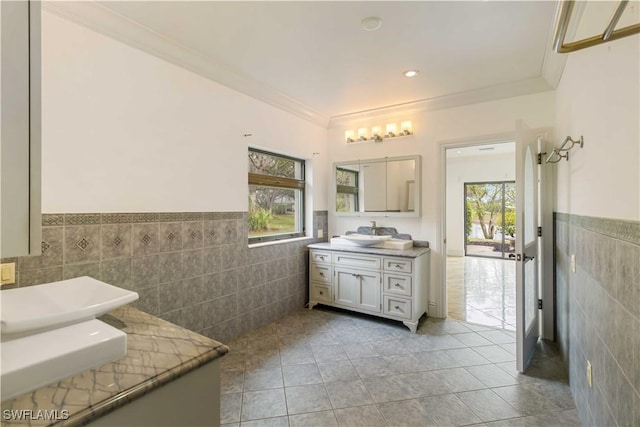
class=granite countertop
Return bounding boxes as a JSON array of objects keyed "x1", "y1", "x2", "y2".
[
  {"x1": 1, "y1": 306, "x2": 229, "y2": 427},
  {"x1": 308, "y1": 242, "x2": 430, "y2": 258}
]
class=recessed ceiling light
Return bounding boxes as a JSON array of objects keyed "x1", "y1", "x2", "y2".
[
  {"x1": 361, "y1": 16, "x2": 382, "y2": 31},
  {"x1": 403, "y1": 70, "x2": 420, "y2": 78}
]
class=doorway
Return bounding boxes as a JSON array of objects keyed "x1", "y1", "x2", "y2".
[{"x1": 445, "y1": 141, "x2": 516, "y2": 330}]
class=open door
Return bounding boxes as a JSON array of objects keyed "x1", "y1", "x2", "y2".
[{"x1": 515, "y1": 120, "x2": 541, "y2": 372}]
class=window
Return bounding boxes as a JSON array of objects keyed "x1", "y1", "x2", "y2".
[
  {"x1": 336, "y1": 167, "x2": 359, "y2": 212},
  {"x1": 248, "y1": 148, "x2": 305, "y2": 243}
]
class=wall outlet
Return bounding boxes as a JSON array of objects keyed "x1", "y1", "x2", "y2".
[
  {"x1": 571, "y1": 254, "x2": 576, "y2": 273},
  {"x1": 1, "y1": 262, "x2": 16, "y2": 286},
  {"x1": 586, "y1": 360, "x2": 592, "y2": 388},
  {"x1": 317, "y1": 229, "x2": 324, "y2": 239}
]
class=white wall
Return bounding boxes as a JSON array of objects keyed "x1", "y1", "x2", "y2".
[
  {"x1": 555, "y1": 35, "x2": 639, "y2": 220},
  {"x1": 445, "y1": 152, "x2": 515, "y2": 256},
  {"x1": 327, "y1": 91, "x2": 555, "y2": 316},
  {"x1": 41, "y1": 12, "x2": 328, "y2": 213}
]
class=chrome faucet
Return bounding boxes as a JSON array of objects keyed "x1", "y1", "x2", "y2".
[{"x1": 370, "y1": 221, "x2": 378, "y2": 235}]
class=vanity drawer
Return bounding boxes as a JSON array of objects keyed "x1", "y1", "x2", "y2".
[
  {"x1": 383, "y1": 295, "x2": 412, "y2": 320},
  {"x1": 310, "y1": 263, "x2": 332, "y2": 283},
  {"x1": 334, "y1": 253, "x2": 381, "y2": 270},
  {"x1": 310, "y1": 250, "x2": 332, "y2": 264},
  {"x1": 383, "y1": 258, "x2": 413, "y2": 273},
  {"x1": 384, "y1": 273, "x2": 412, "y2": 297},
  {"x1": 311, "y1": 284, "x2": 332, "y2": 303}
]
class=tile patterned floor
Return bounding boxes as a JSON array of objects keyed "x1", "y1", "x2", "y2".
[
  {"x1": 220, "y1": 307, "x2": 578, "y2": 427},
  {"x1": 447, "y1": 256, "x2": 516, "y2": 331}
]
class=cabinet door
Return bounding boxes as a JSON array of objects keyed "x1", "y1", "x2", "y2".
[
  {"x1": 355, "y1": 270, "x2": 381, "y2": 313},
  {"x1": 335, "y1": 267, "x2": 381, "y2": 313},
  {"x1": 335, "y1": 268, "x2": 357, "y2": 307}
]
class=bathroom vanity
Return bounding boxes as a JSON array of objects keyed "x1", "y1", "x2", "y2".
[
  {"x1": 308, "y1": 243, "x2": 430, "y2": 333},
  {"x1": 0, "y1": 306, "x2": 228, "y2": 426}
]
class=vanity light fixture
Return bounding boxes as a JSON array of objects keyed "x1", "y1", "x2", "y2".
[
  {"x1": 371, "y1": 126, "x2": 383, "y2": 142},
  {"x1": 400, "y1": 121, "x2": 413, "y2": 135},
  {"x1": 385, "y1": 123, "x2": 397, "y2": 137},
  {"x1": 345, "y1": 121, "x2": 413, "y2": 143},
  {"x1": 345, "y1": 130, "x2": 355, "y2": 143}
]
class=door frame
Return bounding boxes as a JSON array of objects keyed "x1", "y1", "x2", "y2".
[{"x1": 437, "y1": 132, "x2": 555, "y2": 340}]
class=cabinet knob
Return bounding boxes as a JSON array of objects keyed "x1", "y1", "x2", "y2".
[
  {"x1": 394, "y1": 283, "x2": 401, "y2": 287},
  {"x1": 394, "y1": 305, "x2": 401, "y2": 310},
  {"x1": 319, "y1": 291, "x2": 324, "y2": 295},
  {"x1": 395, "y1": 264, "x2": 402, "y2": 268},
  {"x1": 319, "y1": 272, "x2": 324, "y2": 276}
]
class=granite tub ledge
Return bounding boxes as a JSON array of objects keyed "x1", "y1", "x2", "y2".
[{"x1": 1, "y1": 306, "x2": 229, "y2": 427}]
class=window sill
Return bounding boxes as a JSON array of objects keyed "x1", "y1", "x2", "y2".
[{"x1": 248, "y1": 236, "x2": 314, "y2": 249}]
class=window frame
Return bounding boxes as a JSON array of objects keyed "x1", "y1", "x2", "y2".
[
  {"x1": 248, "y1": 148, "x2": 306, "y2": 244},
  {"x1": 335, "y1": 166, "x2": 360, "y2": 212}
]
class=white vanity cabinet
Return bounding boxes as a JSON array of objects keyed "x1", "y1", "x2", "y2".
[{"x1": 308, "y1": 245, "x2": 430, "y2": 333}]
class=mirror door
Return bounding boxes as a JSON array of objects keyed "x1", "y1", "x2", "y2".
[{"x1": 333, "y1": 155, "x2": 421, "y2": 217}]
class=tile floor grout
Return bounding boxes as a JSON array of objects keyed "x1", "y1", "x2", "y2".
[{"x1": 220, "y1": 306, "x2": 578, "y2": 427}]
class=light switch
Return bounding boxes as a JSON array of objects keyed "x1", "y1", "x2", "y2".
[
  {"x1": 318, "y1": 229, "x2": 324, "y2": 239},
  {"x1": 1, "y1": 262, "x2": 16, "y2": 285}
]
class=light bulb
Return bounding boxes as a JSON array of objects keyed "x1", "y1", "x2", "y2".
[
  {"x1": 400, "y1": 121, "x2": 412, "y2": 135},
  {"x1": 345, "y1": 130, "x2": 355, "y2": 143}
]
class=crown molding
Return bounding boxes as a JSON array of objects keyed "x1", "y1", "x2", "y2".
[
  {"x1": 539, "y1": 0, "x2": 584, "y2": 89},
  {"x1": 328, "y1": 77, "x2": 553, "y2": 128},
  {"x1": 42, "y1": 1, "x2": 330, "y2": 128}
]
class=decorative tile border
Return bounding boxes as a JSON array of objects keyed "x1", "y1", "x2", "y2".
[
  {"x1": 182, "y1": 212, "x2": 203, "y2": 221},
  {"x1": 554, "y1": 212, "x2": 640, "y2": 245},
  {"x1": 43, "y1": 212, "x2": 251, "y2": 226},
  {"x1": 202, "y1": 212, "x2": 222, "y2": 220},
  {"x1": 130, "y1": 213, "x2": 158, "y2": 223},
  {"x1": 156, "y1": 212, "x2": 183, "y2": 222},
  {"x1": 42, "y1": 214, "x2": 64, "y2": 226},
  {"x1": 221, "y1": 212, "x2": 244, "y2": 219},
  {"x1": 65, "y1": 213, "x2": 101, "y2": 225},
  {"x1": 101, "y1": 213, "x2": 133, "y2": 224}
]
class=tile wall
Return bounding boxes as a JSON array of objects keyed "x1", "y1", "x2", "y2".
[
  {"x1": 0, "y1": 211, "x2": 329, "y2": 343},
  {"x1": 554, "y1": 213, "x2": 639, "y2": 426}
]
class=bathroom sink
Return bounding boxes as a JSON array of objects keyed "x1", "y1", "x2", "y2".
[
  {"x1": 340, "y1": 234, "x2": 392, "y2": 247},
  {"x1": 1, "y1": 277, "x2": 138, "y2": 337},
  {"x1": 331, "y1": 235, "x2": 413, "y2": 250},
  {"x1": 1, "y1": 319, "x2": 126, "y2": 401}
]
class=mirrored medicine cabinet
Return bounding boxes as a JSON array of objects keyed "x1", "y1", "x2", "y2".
[{"x1": 333, "y1": 155, "x2": 421, "y2": 217}]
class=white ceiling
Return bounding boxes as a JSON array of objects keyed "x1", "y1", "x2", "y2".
[
  {"x1": 42, "y1": 1, "x2": 640, "y2": 125},
  {"x1": 90, "y1": 1, "x2": 558, "y2": 120}
]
